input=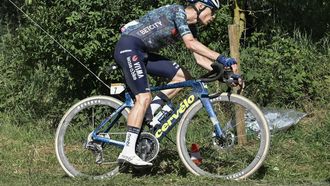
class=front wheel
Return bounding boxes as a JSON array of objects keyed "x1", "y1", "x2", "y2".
[
  {"x1": 55, "y1": 96, "x2": 129, "y2": 179},
  {"x1": 177, "y1": 93, "x2": 270, "y2": 180}
]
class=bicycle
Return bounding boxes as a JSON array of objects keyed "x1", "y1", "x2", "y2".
[{"x1": 55, "y1": 63, "x2": 270, "y2": 180}]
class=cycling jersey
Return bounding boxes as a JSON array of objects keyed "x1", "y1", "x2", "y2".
[
  {"x1": 115, "y1": 4, "x2": 196, "y2": 95},
  {"x1": 121, "y1": 4, "x2": 193, "y2": 52},
  {"x1": 114, "y1": 35, "x2": 181, "y2": 95}
]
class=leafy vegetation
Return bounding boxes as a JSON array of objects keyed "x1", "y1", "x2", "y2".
[
  {"x1": 0, "y1": 0, "x2": 329, "y2": 184},
  {"x1": 1, "y1": 0, "x2": 329, "y2": 125},
  {"x1": 0, "y1": 112, "x2": 329, "y2": 185},
  {"x1": 241, "y1": 30, "x2": 330, "y2": 108}
]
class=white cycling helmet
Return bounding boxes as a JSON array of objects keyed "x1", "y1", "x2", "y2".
[{"x1": 187, "y1": 0, "x2": 221, "y2": 9}]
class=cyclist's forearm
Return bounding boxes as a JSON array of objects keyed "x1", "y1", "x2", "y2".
[
  {"x1": 194, "y1": 42, "x2": 219, "y2": 60},
  {"x1": 193, "y1": 52, "x2": 213, "y2": 71},
  {"x1": 183, "y1": 34, "x2": 219, "y2": 60}
]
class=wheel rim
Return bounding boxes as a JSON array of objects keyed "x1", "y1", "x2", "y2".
[
  {"x1": 178, "y1": 94, "x2": 269, "y2": 179},
  {"x1": 55, "y1": 97, "x2": 128, "y2": 178}
]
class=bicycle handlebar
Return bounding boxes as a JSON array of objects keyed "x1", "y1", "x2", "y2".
[{"x1": 199, "y1": 63, "x2": 224, "y2": 83}]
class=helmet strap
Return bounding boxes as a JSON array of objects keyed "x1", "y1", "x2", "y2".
[{"x1": 192, "y1": 4, "x2": 208, "y2": 23}]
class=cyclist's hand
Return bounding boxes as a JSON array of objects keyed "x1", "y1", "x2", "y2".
[
  {"x1": 231, "y1": 64, "x2": 238, "y2": 73},
  {"x1": 216, "y1": 55, "x2": 237, "y2": 67}
]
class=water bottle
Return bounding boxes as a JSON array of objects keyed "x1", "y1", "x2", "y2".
[{"x1": 149, "y1": 104, "x2": 173, "y2": 128}]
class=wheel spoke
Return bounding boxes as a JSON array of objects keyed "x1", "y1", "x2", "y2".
[
  {"x1": 55, "y1": 96, "x2": 129, "y2": 178},
  {"x1": 177, "y1": 93, "x2": 270, "y2": 179}
]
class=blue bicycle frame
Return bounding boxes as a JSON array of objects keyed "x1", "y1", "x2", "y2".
[{"x1": 91, "y1": 79, "x2": 225, "y2": 148}]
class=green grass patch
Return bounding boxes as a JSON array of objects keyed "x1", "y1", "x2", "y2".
[{"x1": 0, "y1": 110, "x2": 329, "y2": 185}]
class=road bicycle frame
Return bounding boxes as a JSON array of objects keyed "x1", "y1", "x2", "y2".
[{"x1": 91, "y1": 78, "x2": 225, "y2": 148}]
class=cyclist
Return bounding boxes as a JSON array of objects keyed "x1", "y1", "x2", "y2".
[{"x1": 114, "y1": 0, "x2": 239, "y2": 166}]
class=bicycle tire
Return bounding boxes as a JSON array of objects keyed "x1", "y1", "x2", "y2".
[
  {"x1": 55, "y1": 96, "x2": 130, "y2": 179},
  {"x1": 176, "y1": 93, "x2": 270, "y2": 180}
]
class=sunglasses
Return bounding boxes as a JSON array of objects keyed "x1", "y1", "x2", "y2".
[
  {"x1": 200, "y1": 6, "x2": 216, "y2": 16},
  {"x1": 211, "y1": 8, "x2": 216, "y2": 16}
]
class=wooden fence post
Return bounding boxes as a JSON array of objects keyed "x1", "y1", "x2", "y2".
[{"x1": 228, "y1": 24, "x2": 247, "y2": 145}]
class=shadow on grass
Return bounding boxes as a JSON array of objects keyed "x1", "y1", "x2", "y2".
[
  {"x1": 325, "y1": 177, "x2": 330, "y2": 183},
  {"x1": 118, "y1": 148, "x2": 189, "y2": 178},
  {"x1": 249, "y1": 165, "x2": 268, "y2": 180},
  {"x1": 124, "y1": 148, "x2": 270, "y2": 180}
]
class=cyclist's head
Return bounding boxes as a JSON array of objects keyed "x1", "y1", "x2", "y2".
[
  {"x1": 187, "y1": 0, "x2": 220, "y2": 25},
  {"x1": 187, "y1": 0, "x2": 220, "y2": 10},
  {"x1": 195, "y1": 0, "x2": 220, "y2": 9}
]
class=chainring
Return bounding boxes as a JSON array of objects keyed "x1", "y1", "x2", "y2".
[{"x1": 135, "y1": 132, "x2": 159, "y2": 162}]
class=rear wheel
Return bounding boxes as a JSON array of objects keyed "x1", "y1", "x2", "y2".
[
  {"x1": 55, "y1": 96, "x2": 129, "y2": 179},
  {"x1": 177, "y1": 93, "x2": 270, "y2": 180}
]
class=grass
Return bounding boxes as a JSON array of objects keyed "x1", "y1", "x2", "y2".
[{"x1": 0, "y1": 109, "x2": 329, "y2": 186}]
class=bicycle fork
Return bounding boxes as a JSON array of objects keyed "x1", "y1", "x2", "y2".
[{"x1": 200, "y1": 97, "x2": 226, "y2": 139}]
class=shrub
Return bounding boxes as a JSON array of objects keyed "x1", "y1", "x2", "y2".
[
  {"x1": 241, "y1": 30, "x2": 329, "y2": 109},
  {"x1": 1, "y1": 0, "x2": 232, "y2": 127},
  {"x1": 0, "y1": 0, "x2": 158, "y2": 126}
]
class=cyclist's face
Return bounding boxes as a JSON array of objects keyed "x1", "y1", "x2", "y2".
[{"x1": 199, "y1": 7, "x2": 216, "y2": 26}]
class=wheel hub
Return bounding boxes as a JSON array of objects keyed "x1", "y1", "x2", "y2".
[{"x1": 212, "y1": 131, "x2": 235, "y2": 149}]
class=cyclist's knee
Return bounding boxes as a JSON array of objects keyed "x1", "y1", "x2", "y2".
[
  {"x1": 172, "y1": 69, "x2": 191, "y2": 82},
  {"x1": 135, "y1": 92, "x2": 152, "y2": 108}
]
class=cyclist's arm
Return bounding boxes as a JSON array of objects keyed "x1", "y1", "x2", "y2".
[
  {"x1": 182, "y1": 33, "x2": 219, "y2": 61},
  {"x1": 183, "y1": 34, "x2": 239, "y2": 73},
  {"x1": 193, "y1": 52, "x2": 213, "y2": 71}
]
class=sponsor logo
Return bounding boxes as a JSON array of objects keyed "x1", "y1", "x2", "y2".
[
  {"x1": 126, "y1": 133, "x2": 131, "y2": 146},
  {"x1": 119, "y1": 154, "x2": 133, "y2": 161},
  {"x1": 127, "y1": 56, "x2": 144, "y2": 80},
  {"x1": 132, "y1": 55, "x2": 138, "y2": 62},
  {"x1": 155, "y1": 95, "x2": 195, "y2": 138},
  {"x1": 133, "y1": 62, "x2": 144, "y2": 79},
  {"x1": 139, "y1": 21, "x2": 163, "y2": 35}
]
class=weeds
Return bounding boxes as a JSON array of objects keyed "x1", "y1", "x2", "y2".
[{"x1": 0, "y1": 110, "x2": 329, "y2": 185}]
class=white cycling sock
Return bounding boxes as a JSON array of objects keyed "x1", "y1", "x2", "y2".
[{"x1": 121, "y1": 126, "x2": 140, "y2": 155}]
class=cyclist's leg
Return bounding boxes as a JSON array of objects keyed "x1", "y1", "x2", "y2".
[
  {"x1": 164, "y1": 68, "x2": 190, "y2": 98},
  {"x1": 146, "y1": 53, "x2": 191, "y2": 107},
  {"x1": 114, "y1": 37, "x2": 152, "y2": 166},
  {"x1": 145, "y1": 53, "x2": 177, "y2": 118}
]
